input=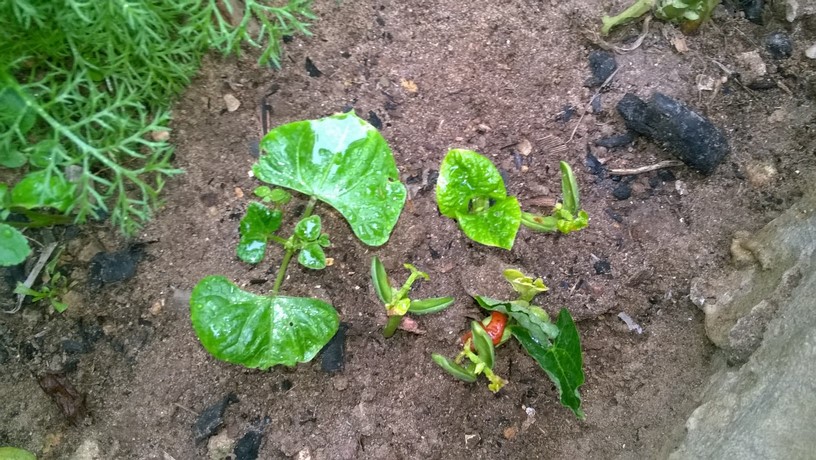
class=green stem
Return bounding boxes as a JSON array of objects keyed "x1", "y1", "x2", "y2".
[
  {"x1": 383, "y1": 314, "x2": 403, "y2": 338},
  {"x1": 269, "y1": 235, "x2": 288, "y2": 245},
  {"x1": 601, "y1": 0, "x2": 655, "y2": 35},
  {"x1": 271, "y1": 196, "x2": 317, "y2": 294},
  {"x1": 520, "y1": 211, "x2": 557, "y2": 232}
]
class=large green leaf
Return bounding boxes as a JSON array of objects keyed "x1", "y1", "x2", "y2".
[
  {"x1": 190, "y1": 276, "x2": 339, "y2": 369},
  {"x1": 0, "y1": 223, "x2": 31, "y2": 266},
  {"x1": 509, "y1": 308, "x2": 585, "y2": 419},
  {"x1": 254, "y1": 113, "x2": 406, "y2": 247},
  {"x1": 10, "y1": 170, "x2": 76, "y2": 212},
  {"x1": 237, "y1": 202, "x2": 282, "y2": 264},
  {"x1": 436, "y1": 149, "x2": 521, "y2": 249}
]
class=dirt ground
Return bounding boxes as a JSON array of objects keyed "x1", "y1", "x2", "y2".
[{"x1": 2, "y1": 0, "x2": 815, "y2": 458}]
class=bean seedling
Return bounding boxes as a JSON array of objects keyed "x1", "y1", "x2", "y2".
[
  {"x1": 371, "y1": 256, "x2": 454, "y2": 337},
  {"x1": 433, "y1": 269, "x2": 586, "y2": 419},
  {"x1": 436, "y1": 149, "x2": 588, "y2": 250},
  {"x1": 190, "y1": 113, "x2": 407, "y2": 369},
  {"x1": 601, "y1": 0, "x2": 720, "y2": 35}
]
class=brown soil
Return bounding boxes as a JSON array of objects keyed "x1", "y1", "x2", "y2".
[{"x1": 2, "y1": 1, "x2": 815, "y2": 459}]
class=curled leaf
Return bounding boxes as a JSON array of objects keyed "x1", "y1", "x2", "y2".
[
  {"x1": 432, "y1": 353, "x2": 477, "y2": 383},
  {"x1": 408, "y1": 296, "x2": 454, "y2": 315},
  {"x1": 503, "y1": 269, "x2": 548, "y2": 303},
  {"x1": 370, "y1": 256, "x2": 393, "y2": 304},
  {"x1": 470, "y1": 321, "x2": 496, "y2": 369}
]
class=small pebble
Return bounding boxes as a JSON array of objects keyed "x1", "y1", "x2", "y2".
[
  {"x1": 766, "y1": 32, "x2": 793, "y2": 59},
  {"x1": 223, "y1": 94, "x2": 241, "y2": 112},
  {"x1": 594, "y1": 259, "x2": 612, "y2": 275},
  {"x1": 612, "y1": 183, "x2": 632, "y2": 200}
]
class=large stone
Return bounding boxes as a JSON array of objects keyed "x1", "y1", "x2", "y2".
[{"x1": 669, "y1": 190, "x2": 816, "y2": 458}]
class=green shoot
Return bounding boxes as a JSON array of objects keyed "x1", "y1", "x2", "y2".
[{"x1": 371, "y1": 257, "x2": 454, "y2": 338}]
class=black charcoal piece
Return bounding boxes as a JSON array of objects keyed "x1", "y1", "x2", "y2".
[
  {"x1": 587, "y1": 50, "x2": 618, "y2": 87},
  {"x1": 616, "y1": 93, "x2": 730, "y2": 175},
  {"x1": 193, "y1": 393, "x2": 239, "y2": 443},
  {"x1": 320, "y1": 323, "x2": 349, "y2": 373}
]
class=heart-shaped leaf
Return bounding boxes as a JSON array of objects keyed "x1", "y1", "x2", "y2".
[
  {"x1": 436, "y1": 149, "x2": 521, "y2": 249},
  {"x1": 190, "y1": 276, "x2": 339, "y2": 369},
  {"x1": 295, "y1": 215, "x2": 321, "y2": 241},
  {"x1": 237, "y1": 202, "x2": 282, "y2": 264},
  {"x1": 254, "y1": 113, "x2": 406, "y2": 246}
]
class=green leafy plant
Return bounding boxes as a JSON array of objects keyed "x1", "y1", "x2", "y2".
[
  {"x1": 433, "y1": 269, "x2": 586, "y2": 419},
  {"x1": 0, "y1": 0, "x2": 315, "y2": 237},
  {"x1": 436, "y1": 149, "x2": 588, "y2": 250},
  {"x1": 601, "y1": 0, "x2": 720, "y2": 35},
  {"x1": 13, "y1": 246, "x2": 73, "y2": 313},
  {"x1": 191, "y1": 113, "x2": 407, "y2": 369},
  {"x1": 371, "y1": 256, "x2": 454, "y2": 338}
]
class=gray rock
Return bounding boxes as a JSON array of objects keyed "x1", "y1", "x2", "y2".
[{"x1": 669, "y1": 189, "x2": 816, "y2": 459}]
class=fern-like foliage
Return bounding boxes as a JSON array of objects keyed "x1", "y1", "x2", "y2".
[{"x1": 0, "y1": 0, "x2": 315, "y2": 235}]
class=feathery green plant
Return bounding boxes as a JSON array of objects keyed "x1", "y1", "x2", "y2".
[{"x1": 0, "y1": 0, "x2": 315, "y2": 262}]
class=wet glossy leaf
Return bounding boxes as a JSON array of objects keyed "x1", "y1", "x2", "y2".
[
  {"x1": 432, "y1": 353, "x2": 477, "y2": 383},
  {"x1": 11, "y1": 170, "x2": 76, "y2": 212},
  {"x1": 510, "y1": 308, "x2": 585, "y2": 419},
  {"x1": 295, "y1": 215, "x2": 321, "y2": 241},
  {"x1": 436, "y1": 149, "x2": 521, "y2": 249},
  {"x1": 237, "y1": 202, "x2": 282, "y2": 264},
  {"x1": 408, "y1": 296, "x2": 454, "y2": 314},
  {"x1": 254, "y1": 186, "x2": 291, "y2": 204},
  {"x1": 298, "y1": 242, "x2": 326, "y2": 269},
  {"x1": 317, "y1": 234, "x2": 331, "y2": 247},
  {"x1": 370, "y1": 256, "x2": 392, "y2": 303},
  {"x1": 190, "y1": 276, "x2": 339, "y2": 369},
  {"x1": 0, "y1": 223, "x2": 31, "y2": 266},
  {"x1": 254, "y1": 113, "x2": 406, "y2": 246}
]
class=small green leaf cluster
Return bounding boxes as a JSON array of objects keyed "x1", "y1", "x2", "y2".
[
  {"x1": 433, "y1": 269, "x2": 586, "y2": 419},
  {"x1": 433, "y1": 321, "x2": 507, "y2": 393},
  {"x1": 371, "y1": 257, "x2": 454, "y2": 337},
  {"x1": 0, "y1": 0, "x2": 315, "y2": 237},
  {"x1": 601, "y1": 0, "x2": 720, "y2": 35},
  {"x1": 436, "y1": 149, "x2": 588, "y2": 250},
  {"x1": 237, "y1": 196, "x2": 331, "y2": 270}
]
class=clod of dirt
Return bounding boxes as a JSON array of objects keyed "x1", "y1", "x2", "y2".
[
  {"x1": 304, "y1": 57, "x2": 322, "y2": 77},
  {"x1": 586, "y1": 50, "x2": 617, "y2": 87},
  {"x1": 320, "y1": 322, "x2": 349, "y2": 373},
  {"x1": 595, "y1": 132, "x2": 635, "y2": 150},
  {"x1": 367, "y1": 111, "x2": 383, "y2": 130},
  {"x1": 223, "y1": 94, "x2": 241, "y2": 112},
  {"x1": 233, "y1": 417, "x2": 270, "y2": 460},
  {"x1": 740, "y1": 0, "x2": 765, "y2": 24},
  {"x1": 616, "y1": 93, "x2": 730, "y2": 174},
  {"x1": 193, "y1": 393, "x2": 239, "y2": 443},
  {"x1": 38, "y1": 372, "x2": 87, "y2": 425},
  {"x1": 594, "y1": 259, "x2": 612, "y2": 275},
  {"x1": 766, "y1": 32, "x2": 793, "y2": 59},
  {"x1": 612, "y1": 183, "x2": 632, "y2": 200},
  {"x1": 87, "y1": 245, "x2": 145, "y2": 289}
]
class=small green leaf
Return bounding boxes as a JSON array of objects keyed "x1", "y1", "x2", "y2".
[
  {"x1": 0, "y1": 446, "x2": 37, "y2": 460},
  {"x1": 0, "y1": 223, "x2": 31, "y2": 267},
  {"x1": 11, "y1": 171, "x2": 76, "y2": 212},
  {"x1": 295, "y1": 215, "x2": 321, "y2": 241},
  {"x1": 408, "y1": 296, "x2": 454, "y2": 315},
  {"x1": 510, "y1": 308, "x2": 585, "y2": 419},
  {"x1": 190, "y1": 276, "x2": 339, "y2": 369},
  {"x1": 470, "y1": 321, "x2": 495, "y2": 369},
  {"x1": 371, "y1": 256, "x2": 393, "y2": 304},
  {"x1": 0, "y1": 142, "x2": 27, "y2": 168},
  {"x1": 432, "y1": 353, "x2": 477, "y2": 383},
  {"x1": 254, "y1": 186, "x2": 291, "y2": 204},
  {"x1": 556, "y1": 209, "x2": 589, "y2": 234},
  {"x1": 52, "y1": 300, "x2": 69, "y2": 313},
  {"x1": 503, "y1": 269, "x2": 548, "y2": 303},
  {"x1": 237, "y1": 202, "x2": 282, "y2": 264},
  {"x1": 560, "y1": 161, "x2": 580, "y2": 214},
  {"x1": 317, "y1": 234, "x2": 331, "y2": 247},
  {"x1": 254, "y1": 113, "x2": 406, "y2": 246},
  {"x1": 298, "y1": 242, "x2": 326, "y2": 269}
]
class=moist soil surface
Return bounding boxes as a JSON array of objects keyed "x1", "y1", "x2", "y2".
[{"x1": 2, "y1": 1, "x2": 815, "y2": 459}]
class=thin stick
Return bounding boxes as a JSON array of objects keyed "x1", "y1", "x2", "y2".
[
  {"x1": 608, "y1": 160, "x2": 684, "y2": 176},
  {"x1": 5, "y1": 242, "x2": 58, "y2": 314},
  {"x1": 568, "y1": 67, "x2": 621, "y2": 143}
]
